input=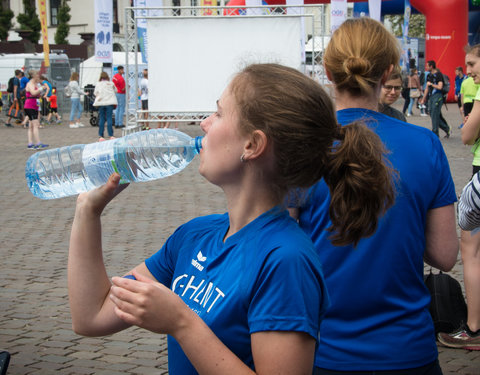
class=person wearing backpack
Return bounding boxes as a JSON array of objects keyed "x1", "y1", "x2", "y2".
[
  {"x1": 5, "y1": 69, "x2": 22, "y2": 127},
  {"x1": 420, "y1": 60, "x2": 451, "y2": 138}
]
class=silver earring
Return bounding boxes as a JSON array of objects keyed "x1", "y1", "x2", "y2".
[{"x1": 240, "y1": 154, "x2": 246, "y2": 163}]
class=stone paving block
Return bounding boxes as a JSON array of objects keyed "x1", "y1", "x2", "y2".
[
  {"x1": 69, "y1": 351, "x2": 103, "y2": 360},
  {"x1": 39, "y1": 354, "x2": 75, "y2": 364},
  {"x1": 63, "y1": 366, "x2": 96, "y2": 375}
]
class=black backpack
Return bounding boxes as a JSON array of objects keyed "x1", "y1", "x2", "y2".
[
  {"x1": 6, "y1": 77, "x2": 14, "y2": 93},
  {"x1": 442, "y1": 74, "x2": 451, "y2": 96},
  {"x1": 424, "y1": 270, "x2": 467, "y2": 334}
]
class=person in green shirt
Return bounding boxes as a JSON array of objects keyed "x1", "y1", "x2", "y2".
[{"x1": 461, "y1": 75, "x2": 480, "y2": 118}]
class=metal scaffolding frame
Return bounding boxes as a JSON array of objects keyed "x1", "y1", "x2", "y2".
[{"x1": 123, "y1": 5, "x2": 328, "y2": 135}]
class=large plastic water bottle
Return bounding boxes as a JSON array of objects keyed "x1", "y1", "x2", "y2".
[{"x1": 26, "y1": 129, "x2": 203, "y2": 200}]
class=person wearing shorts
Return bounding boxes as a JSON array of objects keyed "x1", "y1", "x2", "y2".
[{"x1": 24, "y1": 70, "x2": 48, "y2": 149}]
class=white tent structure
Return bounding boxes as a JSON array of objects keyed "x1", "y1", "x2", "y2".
[{"x1": 79, "y1": 52, "x2": 145, "y2": 88}]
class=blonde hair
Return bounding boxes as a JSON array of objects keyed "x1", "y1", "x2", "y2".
[
  {"x1": 99, "y1": 71, "x2": 110, "y2": 81},
  {"x1": 324, "y1": 18, "x2": 401, "y2": 97},
  {"x1": 70, "y1": 72, "x2": 79, "y2": 81},
  {"x1": 465, "y1": 44, "x2": 480, "y2": 57}
]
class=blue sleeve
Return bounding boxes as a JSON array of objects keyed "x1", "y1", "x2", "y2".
[
  {"x1": 430, "y1": 135, "x2": 457, "y2": 209},
  {"x1": 145, "y1": 225, "x2": 187, "y2": 287},
  {"x1": 247, "y1": 238, "x2": 329, "y2": 339}
]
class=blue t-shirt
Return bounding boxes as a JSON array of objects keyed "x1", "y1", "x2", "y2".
[
  {"x1": 298, "y1": 109, "x2": 457, "y2": 371},
  {"x1": 20, "y1": 76, "x2": 29, "y2": 90},
  {"x1": 146, "y1": 208, "x2": 329, "y2": 374}
]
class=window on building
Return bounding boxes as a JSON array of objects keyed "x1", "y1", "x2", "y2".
[
  {"x1": 50, "y1": 0, "x2": 61, "y2": 26},
  {"x1": 113, "y1": 0, "x2": 120, "y2": 33}
]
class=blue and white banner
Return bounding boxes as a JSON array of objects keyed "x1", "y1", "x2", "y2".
[
  {"x1": 95, "y1": 0, "x2": 113, "y2": 63},
  {"x1": 368, "y1": 0, "x2": 381, "y2": 21},
  {"x1": 330, "y1": 0, "x2": 347, "y2": 33},
  {"x1": 402, "y1": 0, "x2": 411, "y2": 71},
  {"x1": 134, "y1": 0, "x2": 164, "y2": 64}
]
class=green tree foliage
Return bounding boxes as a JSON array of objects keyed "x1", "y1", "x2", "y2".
[
  {"x1": 17, "y1": 0, "x2": 41, "y2": 43},
  {"x1": 385, "y1": 14, "x2": 426, "y2": 38},
  {"x1": 0, "y1": 4, "x2": 14, "y2": 41},
  {"x1": 54, "y1": 0, "x2": 71, "y2": 44}
]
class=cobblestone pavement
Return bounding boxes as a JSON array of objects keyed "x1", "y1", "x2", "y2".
[{"x1": 0, "y1": 104, "x2": 479, "y2": 374}]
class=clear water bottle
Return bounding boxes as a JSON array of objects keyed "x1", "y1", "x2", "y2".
[{"x1": 26, "y1": 129, "x2": 203, "y2": 200}]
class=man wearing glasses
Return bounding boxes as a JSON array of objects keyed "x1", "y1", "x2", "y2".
[
  {"x1": 379, "y1": 69, "x2": 407, "y2": 122},
  {"x1": 420, "y1": 60, "x2": 451, "y2": 138}
]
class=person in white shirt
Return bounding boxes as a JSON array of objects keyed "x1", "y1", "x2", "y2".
[
  {"x1": 93, "y1": 72, "x2": 118, "y2": 141},
  {"x1": 138, "y1": 69, "x2": 149, "y2": 129}
]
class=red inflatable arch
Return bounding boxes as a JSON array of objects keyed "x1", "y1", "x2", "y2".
[{"x1": 411, "y1": 0, "x2": 468, "y2": 101}]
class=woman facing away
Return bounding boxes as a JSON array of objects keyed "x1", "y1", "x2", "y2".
[
  {"x1": 68, "y1": 63, "x2": 395, "y2": 375},
  {"x1": 93, "y1": 71, "x2": 118, "y2": 141},
  {"x1": 290, "y1": 18, "x2": 458, "y2": 374},
  {"x1": 25, "y1": 70, "x2": 48, "y2": 150},
  {"x1": 440, "y1": 44, "x2": 480, "y2": 350},
  {"x1": 67, "y1": 72, "x2": 87, "y2": 129},
  {"x1": 407, "y1": 67, "x2": 422, "y2": 117}
]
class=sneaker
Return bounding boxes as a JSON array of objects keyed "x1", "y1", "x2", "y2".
[
  {"x1": 98, "y1": 137, "x2": 105, "y2": 142},
  {"x1": 438, "y1": 324, "x2": 480, "y2": 350},
  {"x1": 445, "y1": 126, "x2": 452, "y2": 139},
  {"x1": 69, "y1": 123, "x2": 79, "y2": 128},
  {"x1": 56, "y1": 119, "x2": 62, "y2": 124},
  {"x1": 27, "y1": 143, "x2": 37, "y2": 150},
  {"x1": 420, "y1": 113, "x2": 428, "y2": 117},
  {"x1": 76, "y1": 122, "x2": 85, "y2": 127},
  {"x1": 407, "y1": 113, "x2": 412, "y2": 117},
  {"x1": 5, "y1": 122, "x2": 12, "y2": 127},
  {"x1": 109, "y1": 136, "x2": 116, "y2": 140},
  {"x1": 36, "y1": 143, "x2": 49, "y2": 149}
]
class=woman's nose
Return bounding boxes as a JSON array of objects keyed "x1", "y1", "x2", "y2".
[{"x1": 200, "y1": 114, "x2": 212, "y2": 133}]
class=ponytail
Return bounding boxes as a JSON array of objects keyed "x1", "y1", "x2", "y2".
[{"x1": 324, "y1": 122, "x2": 396, "y2": 247}]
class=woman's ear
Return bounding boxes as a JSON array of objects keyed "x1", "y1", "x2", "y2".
[
  {"x1": 381, "y1": 64, "x2": 394, "y2": 85},
  {"x1": 243, "y1": 130, "x2": 268, "y2": 162},
  {"x1": 325, "y1": 65, "x2": 333, "y2": 82}
]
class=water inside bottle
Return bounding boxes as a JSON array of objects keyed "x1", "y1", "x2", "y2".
[
  {"x1": 116, "y1": 131, "x2": 198, "y2": 182},
  {"x1": 25, "y1": 144, "x2": 97, "y2": 200}
]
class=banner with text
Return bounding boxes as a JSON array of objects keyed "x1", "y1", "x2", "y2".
[
  {"x1": 330, "y1": 0, "x2": 347, "y2": 33},
  {"x1": 134, "y1": 0, "x2": 164, "y2": 64},
  {"x1": 38, "y1": 0, "x2": 49, "y2": 67},
  {"x1": 95, "y1": 0, "x2": 113, "y2": 63},
  {"x1": 402, "y1": 0, "x2": 411, "y2": 71}
]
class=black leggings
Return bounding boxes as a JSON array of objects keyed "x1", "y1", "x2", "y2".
[{"x1": 313, "y1": 359, "x2": 443, "y2": 375}]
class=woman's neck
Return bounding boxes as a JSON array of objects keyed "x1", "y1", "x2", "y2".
[
  {"x1": 223, "y1": 182, "x2": 279, "y2": 241},
  {"x1": 333, "y1": 84, "x2": 382, "y2": 112}
]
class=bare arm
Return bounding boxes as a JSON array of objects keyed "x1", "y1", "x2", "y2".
[
  {"x1": 461, "y1": 100, "x2": 480, "y2": 145},
  {"x1": 424, "y1": 204, "x2": 459, "y2": 271},
  {"x1": 13, "y1": 82, "x2": 18, "y2": 100},
  {"x1": 68, "y1": 174, "x2": 153, "y2": 336},
  {"x1": 43, "y1": 83, "x2": 50, "y2": 98}
]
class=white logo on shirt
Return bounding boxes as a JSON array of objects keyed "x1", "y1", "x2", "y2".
[
  {"x1": 191, "y1": 251, "x2": 207, "y2": 271},
  {"x1": 172, "y1": 274, "x2": 225, "y2": 313}
]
